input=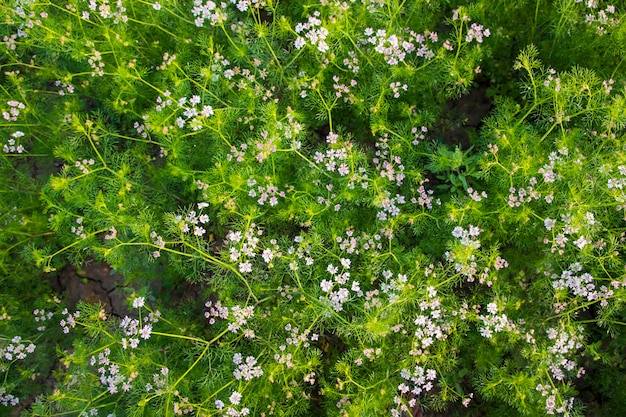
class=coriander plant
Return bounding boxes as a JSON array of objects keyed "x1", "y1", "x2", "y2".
[{"x1": 1, "y1": 0, "x2": 625, "y2": 416}]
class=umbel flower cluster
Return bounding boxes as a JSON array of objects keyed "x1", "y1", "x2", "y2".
[{"x1": 1, "y1": 0, "x2": 626, "y2": 416}]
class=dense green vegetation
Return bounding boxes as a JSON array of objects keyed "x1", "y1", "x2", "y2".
[{"x1": 1, "y1": 0, "x2": 626, "y2": 416}]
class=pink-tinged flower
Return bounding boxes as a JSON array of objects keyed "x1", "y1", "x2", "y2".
[
  {"x1": 239, "y1": 261, "x2": 252, "y2": 273},
  {"x1": 133, "y1": 297, "x2": 145, "y2": 309},
  {"x1": 229, "y1": 391, "x2": 242, "y2": 405}
]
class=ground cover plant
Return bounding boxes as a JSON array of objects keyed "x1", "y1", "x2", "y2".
[{"x1": 1, "y1": 0, "x2": 626, "y2": 416}]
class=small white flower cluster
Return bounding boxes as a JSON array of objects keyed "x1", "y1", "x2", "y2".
[
  {"x1": 174, "y1": 94, "x2": 214, "y2": 131},
  {"x1": 232, "y1": 353, "x2": 263, "y2": 381},
  {"x1": 376, "y1": 191, "x2": 405, "y2": 222},
  {"x1": 205, "y1": 301, "x2": 255, "y2": 337},
  {"x1": 226, "y1": 224, "x2": 263, "y2": 273},
  {"x1": 451, "y1": 224, "x2": 482, "y2": 249},
  {"x1": 602, "y1": 78, "x2": 615, "y2": 94},
  {"x1": 286, "y1": 234, "x2": 316, "y2": 271},
  {"x1": 78, "y1": 409, "x2": 100, "y2": 417},
  {"x1": 274, "y1": 323, "x2": 319, "y2": 368},
  {"x1": 2, "y1": 133, "x2": 26, "y2": 154},
  {"x1": 173, "y1": 396, "x2": 194, "y2": 415},
  {"x1": 60, "y1": 308, "x2": 80, "y2": 334},
  {"x1": 229, "y1": 0, "x2": 265, "y2": 13},
  {"x1": 539, "y1": 149, "x2": 569, "y2": 183},
  {"x1": 320, "y1": 259, "x2": 360, "y2": 312},
  {"x1": 133, "y1": 121, "x2": 149, "y2": 139},
  {"x1": 154, "y1": 90, "x2": 173, "y2": 112},
  {"x1": 119, "y1": 301, "x2": 160, "y2": 349},
  {"x1": 607, "y1": 165, "x2": 626, "y2": 213},
  {"x1": 2, "y1": 32, "x2": 22, "y2": 51},
  {"x1": 364, "y1": 27, "x2": 436, "y2": 65},
  {"x1": 155, "y1": 52, "x2": 176, "y2": 71},
  {"x1": 373, "y1": 135, "x2": 405, "y2": 186},
  {"x1": 87, "y1": 47, "x2": 106, "y2": 77},
  {"x1": 494, "y1": 256, "x2": 509, "y2": 270},
  {"x1": 543, "y1": 68, "x2": 562, "y2": 92},
  {"x1": 294, "y1": 13, "x2": 330, "y2": 53},
  {"x1": 33, "y1": 308, "x2": 53, "y2": 332},
  {"x1": 478, "y1": 302, "x2": 517, "y2": 339},
  {"x1": 411, "y1": 179, "x2": 438, "y2": 209},
  {"x1": 312, "y1": 134, "x2": 350, "y2": 175},
  {"x1": 380, "y1": 270, "x2": 408, "y2": 303},
  {"x1": 260, "y1": 239, "x2": 281, "y2": 265},
  {"x1": 389, "y1": 81, "x2": 407, "y2": 98},
  {"x1": 392, "y1": 366, "x2": 437, "y2": 416},
  {"x1": 411, "y1": 125, "x2": 428, "y2": 146},
  {"x1": 177, "y1": 205, "x2": 210, "y2": 238},
  {"x1": 206, "y1": 52, "x2": 231, "y2": 82},
  {"x1": 0, "y1": 336, "x2": 35, "y2": 361},
  {"x1": 254, "y1": 130, "x2": 278, "y2": 163},
  {"x1": 2, "y1": 101, "x2": 27, "y2": 154},
  {"x1": 227, "y1": 143, "x2": 247, "y2": 162},
  {"x1": 543, "y1": 211, "x2": 600, "y2": 254},
  {"x1": 332, "y1": 76, "x2": 357, "y2": 103},
  {"x1": 468, "y1": 187, "x2": 488, "y2": 202},
  {"x1": 507, "y1": 182, "x2": 540, "y2": 207},
  {"x1": 465, "y1": 23, "x2": 490, "y2": 43},
  {"x1": 342, "y1": 50, "x2": 360, "y2": 73},
  {"x1": 90, "y1": 347, "x2": 133, "y2": 394},
  {"x1": 2, "y1": 100, "x2": 25, "y2": 122},
  {"x1": 551, "y1": 263, "x2": 618, "y2": 306},
  {"x1": 146, "y1": 367, "x2": 169, "y2": 393},
  {"x1": 75, "y1": 158, "x2": 95, "y2": 174},
  {"x1": 248, "y1": 179, "x2": 286, "y2": 207},
  {"x1": 192, "y1": 0, "x2": 227, "y2": 27},
  {"x1": 215, "y1": 390, "x2": 250, "y2": 416},
  {"x1": 86, "y1": 0, "x2": 128, "y2": 24},
  {"x1": 54, "y1": 80, "x2": 75, "y2": 95},
  {"x1": 0, "y1": 387, "x2": 19, "y2": 407},
  {"x1": 354, "y1": 347, "x2": 382, "y2": 366},
  {"x1": 228, "y1": 305, "x2": 255, "y2": 335},
  {"x1": 536, "y1": 384, "x2": 575, "y2": 416},
  {"x1": 204, "y1": 300, "x2": 229, "y2": 324},
  {"x1": 284, "y1": 323, "x2": 318, "y2": 349},
  {"x1": 545, "y1": 326, "x2": 585, "y2": 382},
  {"x1": 150, "y1": 230, "x2": 166, "y2": 258},
  {"x1": 104, "y1": 226, "x2": 117, "y2": 241},
  {"x1": 345, "y1": 164, "x2": 369, "y2": 190},
  {"x1": 578, "y1": 1, "x2": 618, "y2": 35},
  {"x1": 411, "y1": 288, "x2": 451, "y2": 355},
  {"x1": 277, "y1": 284, "x2": 298, "y2": 301},
  {"x1": 71, "y1": 217, "x2": 87, "y2": 239}
]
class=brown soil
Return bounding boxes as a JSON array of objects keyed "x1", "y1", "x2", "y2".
[{"x1": 49, "y1": 260, "x2": 130, "y2": 317}]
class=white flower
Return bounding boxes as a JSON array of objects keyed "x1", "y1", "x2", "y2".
[
  {"x1": 139, "y1": 324, "x2": 152, "y2": 339},
  {"x1": 574, "y1": 236, "x2": 590, "y2": 250},
  {"x1": 229, "y1": 391, "x2": 242, "y2": 405},
  {"x1": 239, "y1": 261, "x2": 252, "y2": 273},
  {"x1": 132, "y1": 297, "x2": 145, "y2": 308},
  {"x1": 201, "y1": 105, "x2": 214, "y2": 117},
  {"x1": 320, "y1": 279, "x2": 333, "y2": 293},
  {"x1": 262, "y1": 248, "x2": 274, "y2": 263},
  {"x1": 294, "y1": 37, "x2": 306, "y2": 49}
]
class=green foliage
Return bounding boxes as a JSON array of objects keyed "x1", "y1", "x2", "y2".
[{"x1": 1, "y1": 0, "x2": 626, "y2": 416}]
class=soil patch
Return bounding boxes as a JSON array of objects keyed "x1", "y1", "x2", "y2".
[{"x1": 49, "y1": 260, "x2": 130, "y2": 317}]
